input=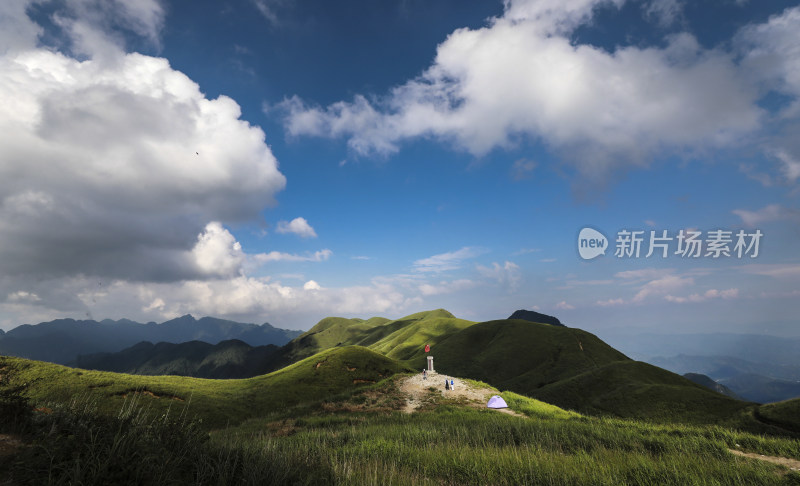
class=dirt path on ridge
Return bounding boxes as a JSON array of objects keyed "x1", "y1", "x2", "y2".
[
  {"x1": 729, "y1": 449, "x2": 800, "y2": 472},
  {"x1": 398, "y1": 371, "x2": 524, "y2": 417}
]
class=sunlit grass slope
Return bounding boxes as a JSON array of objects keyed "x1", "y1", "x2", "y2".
[
  {"x1": 1, "y1": 346, "x2": 411, "y2": 429},
  {"x1": 271, "y1": 309, "x2": 474, "y2": 369},
  {"x1": 214, "y1": 406, "x2": 800, "y2": 485},
  {"x1": 431, "y1": 319, "x2": 628, "y2": 388},
  {"x1": 530, "y1": 360, "x2": 754, "y2": 424},
  {"x1": 259, "y1": 311, "x2": 766, "y2": 425}
]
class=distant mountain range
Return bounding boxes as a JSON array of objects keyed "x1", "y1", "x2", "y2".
[
  {"x1": 682, "y1": 373, "x2": 739, "y2": 399},
  {"x1": 75, "y1": 339, "x2": 280, "y2": 378},
  {"x1": 605, "y1": 332, "x2": 800, "y2": 367},
  {"x1": 648, "y1": 354, "x2": 800, "y2": 382},
  {"x1": 644, "y1": 354, "x2": 800, "y2": 404},
  {"x1": 0, "y1": 315, "x2": 301, "y2": 365}
]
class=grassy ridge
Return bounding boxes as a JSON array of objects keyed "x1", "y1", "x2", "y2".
[
  {"x1": 1, "y1": 346, "x2": 411, "y2": 429},
  {"x1": 530, "y1": 360, "x2": 754, "y2": 424},
  {"x1": 430, "y1": 319, "x2": 628, "y2": 387},
  {"x1": 370, "y1": 315, "x2": 476, "y2": 364},
  {"x1": 758, "y1": 398, "x2": 800, "y2": 433},
  {"x1": 256, "y1": 310, "x2": 766, "y2": 425},
  {"x1": 213, "y1": 407, "x2": 800, "y2": 485},
  {"x1": 268, "y1": 309, "x2": 472, "y2": 369},
  {"x1": 3, "y1": 349, "x2": 800, "y2": 484}
]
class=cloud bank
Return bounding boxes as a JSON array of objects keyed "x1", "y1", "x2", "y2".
[{"x1": 279, "y1": 0, "x2": 797, "y2": 182}]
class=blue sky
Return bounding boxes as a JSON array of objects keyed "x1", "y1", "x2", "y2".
[{"x1": 1, "y1": 0, "x2": 799, "y2": 336}]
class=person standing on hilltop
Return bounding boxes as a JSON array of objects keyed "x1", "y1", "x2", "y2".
[
  {"x1": 445, "y1": 378, "x2": 450, "y2": 391},
  {"x1": 423, "y1": 369, "x2": 427, "y2": 380}
]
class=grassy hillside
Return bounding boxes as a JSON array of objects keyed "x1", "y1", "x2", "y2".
[
  {"x1": 530, "y1": 360, "x2": 754, "y2": 424},
  {"x1": 21, "y1": 308, "x2": 776, "y2": 428},
  {"x1": 270, "y1": 317, "x2": 389, "y2": 366},
  {"x1": 249, "y1": 311, "x2": 766, "y2": 425},
  {"x1": 368, "y1": 313, "x2": 475, "y2": 364},
  {"x1": 266, "y1": 309, "x2": 472, "y2": 370},
  {"x1": 1, "y1": 346, "x2": 411, "y2": 429},
  {"x1": 212, "y1": 405, "x2": 800, "y2": 485},
  {"x1": 758, "y1": 398, "x2": 800, "y2": 433},
  {"x1": 3, "y1": 345, "x2": 800, "y2": 484},
  {"x1": 431, "y1": 319, "x2": 628, "y2": 389}
]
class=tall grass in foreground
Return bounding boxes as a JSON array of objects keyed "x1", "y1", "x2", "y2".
[
  {"x1": 2, "y1": 370, "x2": 799, "y2": 485},
  {"x1": 214, "y1": 407, "x2": 800, "y2": 485},
  {"x1": 2, "y1": 404, "x2": 799, "y2": 485}
]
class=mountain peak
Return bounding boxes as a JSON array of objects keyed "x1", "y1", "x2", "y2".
[
  {"x1": 398, "y1": 309, "x2": 456, "y2": 321},
  {"x1": 508, "y1": 309, "x2": 564, "y2": 327}
]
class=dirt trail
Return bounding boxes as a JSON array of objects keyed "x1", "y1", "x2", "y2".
[
  {"x1": 399, "y1": 371, "x2": 524, "y2": 417},
  {"x1": 729, "y1": 449, "x2": 800, "y2": 472}
]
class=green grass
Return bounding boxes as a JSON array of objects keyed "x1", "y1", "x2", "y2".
[
  {"x1": 3, "y1": 352, "x2": 800, "y2": 485},
  {"x1": 370, "y1": 315, "x2": 476, "y2": 364},
  {"x1": 758, "y1": 398, "x2": 800, "y2": 433},
  {"x1": 530, "y1": 360, "x2": 754, "y2": 424},
  {"x1": 271, "y1": 309, "x2": 474, "y2": 368},
  {"x1": 153, "y1": 309, "x2": 760, "y2": 427},
  {"x1": 429, "y1": 319, "x2": 628, "y2": 387},
  {"x1": 1, "y1": 346, "x2": 411, "y2": 429},
  {"x1": 502, "y1": 391, "x2": 582, "y2": 420},
  {"x1": 213, "y1": 407, "x2": 800, "y2": 485}
]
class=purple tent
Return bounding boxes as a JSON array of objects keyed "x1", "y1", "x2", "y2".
[{"x1": 487, "y1": 395, "x2": 508, "y2": 409}]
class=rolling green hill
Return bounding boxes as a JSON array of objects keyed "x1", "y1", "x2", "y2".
[
  {"x1": 529, "y1": 360, "x2": 753, "y2": 424},
  {"x1": 28, "y1": 308, "x2": 774, "y2": 426},
  {"x1": 1, "y1": 346, "x2": 411, "y2": 429},
  {"x1": 757, "y1": 398, "x2": 800, "y2": 433},
  {"x1": 264, "y1": 309, "x2": 471, "y2": 370},
  {"x1": 429, "y1": 319, "x2": 628, "y2": 387},
  {"x1": 248, "y1": 310, "x2": 759, "y2": 424}
]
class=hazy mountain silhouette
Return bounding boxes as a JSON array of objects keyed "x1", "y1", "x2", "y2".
[
  {"x1": 647, "y1": 354, "x2": 800, "y2": 403},
  {"x1": 719, "y1": 374, "x2": 800, "y2": 404},
  {"x1": 683, "y1": 373, "x2": 740, "y2": 399},
  {"x1": 0, "y1": 315, "x2": 300, "y2": 364},
  {"x1": 507, "y1": 309, "x2": 564, "y2": 327},
  {"x1": 75, "y1": 339, "x2": 280, "y2": 378}
]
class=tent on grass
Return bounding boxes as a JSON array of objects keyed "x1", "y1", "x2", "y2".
[{"x1": 487, "y1": 395, "x2": 508, "y2": 409}]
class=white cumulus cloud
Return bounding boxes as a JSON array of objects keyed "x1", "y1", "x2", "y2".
[
  {"x1": 275, "y1": 217, "x2": 318, "y2": 238},
  {"x1": 280, "y1": 0, "x2": 762, "y2": 181},
  {"x1": 254, "y1": 249, "x2": 332, "y2": 263},
  {"x1": 0, "y1": 2, "x2": 286, "y2": 284},
  {"x1": 192, "y1": 222, "x2": 245, "y2": 278}
]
